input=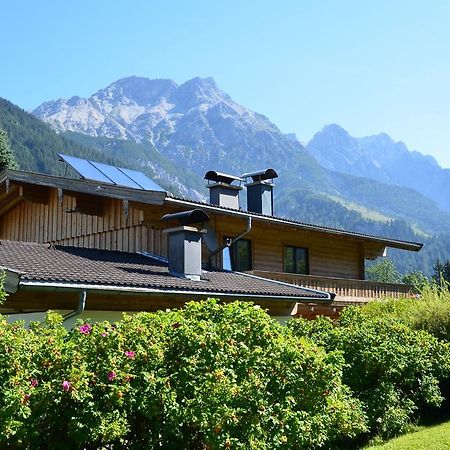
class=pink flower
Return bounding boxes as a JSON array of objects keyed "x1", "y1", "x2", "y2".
[
  {"x1": 107, "y1": 371, "x2": 117, "y2": 382},
  {"x1": 62, "y1": 380, "x2": 71, "y2": 392},
  {"x1": 79, "y1": 323, "x2": 92, "y2": 335},
  {"x1": 125, "y1": 351, "x2": 135, "y2": 359},
  {"x1": 101, "y1": 332, "x2": 108, "y2": 337},
  {"x1": 30, "y1": 379, "x2": 38, "y2": 388}
]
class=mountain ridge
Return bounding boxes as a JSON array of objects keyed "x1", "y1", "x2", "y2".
[
  {"x1": 306, "y1": 123, "x2": 450, "y2": 211},
  {"x1": 16, "y1": 74, "x2": 450, "y2": 274}
]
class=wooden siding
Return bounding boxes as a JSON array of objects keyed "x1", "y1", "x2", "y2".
[
  {"x1": 0, "y1": 191, "x2": 165, "y2": 256},
  {"x1": 213, "y1": 217, "x2": 364, "y2": 279},
  {"x1": 0, "y1": 187, "x2": 373, "y2": 281},
  {"x1": 251, "y1": 270, "x2": 413, "y2": 301}
]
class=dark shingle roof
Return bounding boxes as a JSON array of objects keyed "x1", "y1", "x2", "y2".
[{"x1": 0, "y1": 241, "x2": 330, "y2": 300}]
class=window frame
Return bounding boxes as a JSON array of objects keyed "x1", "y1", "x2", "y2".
[
  {"x1": 222, "y1": 237, "x2": 253, "y2": 272},
  {"x1": 283, "y1": 245, "x2": 309, "y2": 275}
]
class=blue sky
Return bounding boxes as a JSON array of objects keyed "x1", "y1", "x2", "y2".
[{"x1": 2, "y1": 0, "x2": 450, "y2": 167}]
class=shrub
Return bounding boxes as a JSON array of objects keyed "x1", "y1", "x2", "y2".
[
  {"x1": 0, "y1": 300, "x2": 365, "y2": 449},
  {"x1": 289, "y1": 307, "x2": 450, "y2": 440},
  {"x1": 362, "y1": 284, "x2": 450, "y2": 341}
]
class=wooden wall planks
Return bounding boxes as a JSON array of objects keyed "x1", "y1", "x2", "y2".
[{"x1": 0, "y1": 189, "x2": 368, "y2": 279}]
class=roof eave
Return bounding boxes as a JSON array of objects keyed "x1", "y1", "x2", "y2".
[
  {"x1": 17, "y1": 280, "x2": 332, "y2": 302},
  {"x1": 0, "y1": 169, "x2": 167, "y2": 206}
]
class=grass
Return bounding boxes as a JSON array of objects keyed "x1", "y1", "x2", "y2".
[
  {"x1": 366, "y1": 421, "x2": 450, "y2": 449},
  {"x1": 326, "y1": 194, "x2": 392, "y2": 223}
]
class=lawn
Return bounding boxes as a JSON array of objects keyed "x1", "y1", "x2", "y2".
[{"x1": 367, "y1": 421, "x2": 450, "y2": 449}]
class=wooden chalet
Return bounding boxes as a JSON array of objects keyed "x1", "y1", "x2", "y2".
[{"x1": 0, "y1": 163, "x2": 422, "y2": 322}]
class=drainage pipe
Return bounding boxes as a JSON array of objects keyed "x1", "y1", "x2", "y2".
[
  {"x1": 63, "y1": 290, "x2": 87, "y2": 322},
  {"x1": 208, "y1": 217, "x2": 252, "y2": 264}
]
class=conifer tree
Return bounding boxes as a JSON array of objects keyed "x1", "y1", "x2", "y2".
[{"x1": 0, "y1": 127, "x2": 17, "y2": 170}]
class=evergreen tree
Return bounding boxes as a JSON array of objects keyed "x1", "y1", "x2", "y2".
[
  {"x1": 432, "y1": 259, "x2": 450, "y2": 286},
  {"x1": 366, "y1": 258, "x2": 401, "y2": 283},
  {"x1": 0, "y1": 127, "x2": 17, "y2": 170}
]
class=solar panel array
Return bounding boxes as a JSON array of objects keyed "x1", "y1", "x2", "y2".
[{"x1": 59, "y1": 154, "x2": 165, "y2": 192}]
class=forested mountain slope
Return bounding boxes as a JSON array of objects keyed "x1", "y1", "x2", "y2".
[{"x1": 3, "y1": 75, "x2": 450, "y2": 275}]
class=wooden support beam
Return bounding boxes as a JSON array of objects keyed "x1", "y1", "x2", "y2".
[
  {"x1": 65, "y1": 191, "x2": 109, "y2": 217},
  {"x1": 0, "y1": 186, "x2": 23, "y2": 216},
  {"x1": 364, "y1": 242, "x2": 386, "y2": 260},
  {"x1": 20, "y1": 184, "x2": 51, "y2": 205},
  {"x1": 0, "y1": 182, "x2": 52, "y2": 218},
  {"x1": 138, "y1": 205, "x2": 178, "y2": 228}
]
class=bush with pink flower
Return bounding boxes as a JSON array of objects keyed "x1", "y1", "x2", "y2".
[
  {"x1": 2, "y1": 296, "x2": 449, "y2": 449},
  {"x1": 0, "y1": 299, "x2": 370, "y2": 449}
]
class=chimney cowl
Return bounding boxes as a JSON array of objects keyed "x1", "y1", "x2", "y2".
[
  {"x1": 241, "y1": 168, "x2": 278, "y2": 183},
  {"x1": 204, "y1": 170, "x2": 243, "y2": 184},
  {"x1": 161, "y1": 209, "x2": 209, "y2": 281},
  {"x1": 241, "y1": 168, "x2": 278, "y2": 216},
  {"x1": 204, "y1": 170, "x2": 243, "y2": 210},
  {"x1": 161, "y1": 209, "x2": 209, "y2": 226}
]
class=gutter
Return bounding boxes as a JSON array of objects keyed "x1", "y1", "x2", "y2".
[
  {"x1": 208, "y1": 217, "x2": 252, "y2": 262},
  {"x1": 1, "y1": 267, "x2": 21, "y2": 293},
  {"x1": 63, "y1": 290, "x2": 87, "y2": 321},
  {"x1": 17, "y1": 280, "x2": 332, "y2": 302}
]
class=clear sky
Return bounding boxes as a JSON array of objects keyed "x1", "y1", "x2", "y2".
[{"x1": 2, "y1": 0, "x2": 450, "y2": 167}]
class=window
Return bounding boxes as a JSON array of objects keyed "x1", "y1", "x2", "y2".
[
  {"x1": 223, "y1": 238, "x2": 252, "y2": 271},
  {"x1": 232, "y1": 239, "x2": 252, "y2": 271},
  {"x1": 284, "y1": 246, "x2": 309, "y2": 274}
]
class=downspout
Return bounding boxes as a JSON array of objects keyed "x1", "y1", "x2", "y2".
[
  {"x1": 208, "y1": 217, "x2": 252, "y2": 266},
  {"x1": 63, "y1": 290, "x2": 87, "y2": 322}
]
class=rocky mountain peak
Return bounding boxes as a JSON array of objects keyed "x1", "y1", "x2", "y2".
[
  {"x1": 320, "y1": 123, "x2": 349, "y2": 135},
  {"x1": 169, "y1": 76, "x2": 231, "y2": 111},
  {"x1": 309, "y1": 124, "x2": 360, "y2": 153},
  {"x1": 93, "y1": 76, "x2": 178, "y2": 107},
  {"x1": 306, "y1": 124, "x2": 382, "y2": 177},
  {"x1": 32, "y1": 75, "x2": 305, "y2": 176}
]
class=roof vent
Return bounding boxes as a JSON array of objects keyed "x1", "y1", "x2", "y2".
[
  {"x1": 161, "y1": 209, "x2": 209, "y2": 281},
  {"x1": 204, "y1": 170, "x2": 243, "y2": 210},
  {"x1": 241, "y1": 169, "x2": 278, "y2": 216}
]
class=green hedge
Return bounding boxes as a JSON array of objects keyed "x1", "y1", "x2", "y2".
[
  {"x1": 289, "y1": 307, "x2": 450, "y2": 440},
  {"x1": 2, "y1": 298, "x2": 449, "y2": 448},
  {"x1": 0, "y1": 300, "x2": 365, "y2": 449}
]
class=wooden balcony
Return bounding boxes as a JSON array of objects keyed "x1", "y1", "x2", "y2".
[{"x1": 249, "y1": 270, "x2": 413, "y2": 305}]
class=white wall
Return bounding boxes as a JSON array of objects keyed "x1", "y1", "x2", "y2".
[{"x1": 5, "y1": 310, "x2": 137, "y2": 329}]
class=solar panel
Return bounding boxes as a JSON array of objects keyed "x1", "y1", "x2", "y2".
[
  {"x1": 119, "y1": 167, "x2": 165, "y2": 192},
  {"x1": 90, "y1": 161, "x2": 142, "y2": 189},
  {"x1": 59, "y1": 153, "x2": 165, "y2": 192},
  {"x1": 59, "y1": 154, "x2": 111, "y2": 183}
]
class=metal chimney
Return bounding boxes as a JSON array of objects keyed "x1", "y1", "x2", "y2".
[
  {"x1": 241, "y1": 169, "x2": 278, "y2": 216},
  {"x1": 204, "y1": 171, "x2": 243, "y2": 210},
  {"x1": 161, "y1": 209, "x2": 209, "y2": 281}
]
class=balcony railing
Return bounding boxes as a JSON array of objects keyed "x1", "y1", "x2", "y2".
[{"x1": 249, "y1": 270, "x2": 413, "y2": 303}]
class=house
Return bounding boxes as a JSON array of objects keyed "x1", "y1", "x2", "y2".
[{"x1": 0, "y1": 158, "x2": 422, "y2": 322}]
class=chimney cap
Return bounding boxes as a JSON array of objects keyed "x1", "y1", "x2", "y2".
[
  {"x1": 161, "y1": 209, "x2": 209, "y2": 226},
  {"x1": 241, "y1": 168, "x2": 278, "y2": 182},
  {"x1": 204, "y1": 170, "x2": 243, "y2": 185}
]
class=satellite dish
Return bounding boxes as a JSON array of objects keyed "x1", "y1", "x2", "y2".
[{"x1": 203, "y1": 223, "x2": 219, "y2": 252}]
